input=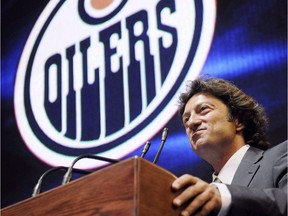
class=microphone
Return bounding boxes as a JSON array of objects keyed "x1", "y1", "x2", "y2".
[
  {"x1": 153, "y1": 127, "x2": 169, "y2": 164},
  {"x1": 62, "y1": 154, "x2": 119, "y2": 185},
  {"x1": 140, "y1": 141, "x2": 151, "y2": 158},
  {"x1": 32, "y1": 166, "x2": 92, "y2": 197}
]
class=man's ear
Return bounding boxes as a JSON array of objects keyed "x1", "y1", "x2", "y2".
[{"x1": 235, "y1": 119, "x2": 245, "y2": 132}]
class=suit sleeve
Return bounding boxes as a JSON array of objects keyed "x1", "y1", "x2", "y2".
[{"x1": 226, "y1": 144, "x2": 287, "y2": 216}]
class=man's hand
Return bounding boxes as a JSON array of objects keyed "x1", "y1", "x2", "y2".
[{"x1": 172, "y1": 174, "x2": 222, "y2": 216}]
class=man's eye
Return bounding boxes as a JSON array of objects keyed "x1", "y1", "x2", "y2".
[
  {"x1": 200, "y1": 106, "x2": 209, "y2": 113},
  {"x1": 200, "y1": 106, "x2": 206, "y2": 111},
  {"x1": 183, "y1": 117, "x2": 189, "y2": 124}
]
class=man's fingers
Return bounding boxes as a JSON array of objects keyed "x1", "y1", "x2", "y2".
[
  {"x1": 173, "y1": 184, "x2": 201, "y2": 207},
  {"x1": 173, "y1": 177, "x2": 207, "y2": 207},
  {"x1": 172, "y1": 174, "x2": 199, "y2": 189},
  {"x1": 176, "y1": 184, "x2": 221, "y2": 216},
  {"x1": 172, "y1": 174, "x2": 222, "y2": 216}
]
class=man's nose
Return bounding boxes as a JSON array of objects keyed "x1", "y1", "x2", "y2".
[{"x1": 187, "y1": 115, "x2": 201, "y2": 131}]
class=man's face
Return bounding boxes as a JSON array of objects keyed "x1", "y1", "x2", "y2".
[{"x1": 182, "y1": 92, "x2": 240, "y2": 157}]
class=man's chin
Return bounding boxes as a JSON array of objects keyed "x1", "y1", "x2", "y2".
[
  {"x1": 192, "y1": 139, "x2": 206, "y2": 150},
  {"x1": 192, "y1": 139, "x2": 211, "y2": 153}
]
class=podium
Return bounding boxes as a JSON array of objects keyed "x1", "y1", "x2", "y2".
[{"x1": 1, "y1": 157, "x2": 182, "y2": 215}]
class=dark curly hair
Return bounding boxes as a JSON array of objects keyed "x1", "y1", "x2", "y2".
[{"x1": 178, "y1": 77, "x2": 270, "y2": 150}]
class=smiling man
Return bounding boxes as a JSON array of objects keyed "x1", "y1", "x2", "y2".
[{"x1": 172, "y1": 77, "x2": 287, "y2": 216}]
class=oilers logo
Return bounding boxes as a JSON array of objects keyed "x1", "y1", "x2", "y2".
[{"x1": 14, "y1": 0, "x2": 216, "y2": 168}]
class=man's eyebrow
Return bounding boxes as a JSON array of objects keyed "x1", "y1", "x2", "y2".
[
  {"x1": 182, "y1": 112, "x2": 189, "y2": 118},
  {"x1": 182, "y1": 102, "x2": 214, "y2": 117}
]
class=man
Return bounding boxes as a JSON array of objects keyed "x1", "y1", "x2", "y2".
[{"x1": 172, "y1": 77, "x2": 287, "y2": 216}]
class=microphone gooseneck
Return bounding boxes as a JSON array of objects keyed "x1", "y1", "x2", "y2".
[
  {"x1": 62, "y1": 154, "x2": 119, "y2": 185},
  {"x1": 140, "y1": 141, "x2": 151, "y2": 158},
  {"x1": 153, "y1": 127, "x2": 169, "y2": 164},
  {"x1": 32, "y1": 166, "x2": 92, "y2": 197}
]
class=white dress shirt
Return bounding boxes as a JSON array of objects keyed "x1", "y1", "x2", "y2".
[{"x1": 211, "y1": 144, "x2": 250, "y2": 216}]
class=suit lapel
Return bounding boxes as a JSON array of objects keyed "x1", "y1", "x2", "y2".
[{"x1": 231, "y1": 147, "x2": 264, "y2": 186}]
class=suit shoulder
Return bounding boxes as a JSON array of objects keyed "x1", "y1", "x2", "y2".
[
  {"x1": 264, "y1": 140, "x2": 287, "y2": 160},
  {"x1": 268, "y1": 140, "x2": 287, "y2": 152}
]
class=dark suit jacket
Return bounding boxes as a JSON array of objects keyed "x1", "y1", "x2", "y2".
[{"x1": 226, "y1": 140, "x2": 287, "y2": 216}]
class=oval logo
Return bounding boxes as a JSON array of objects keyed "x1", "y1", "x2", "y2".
[{"x1": 14, "y1": 0, "x2": 216, "y2": 168}]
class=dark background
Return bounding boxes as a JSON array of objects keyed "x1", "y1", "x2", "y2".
[{"x1": 1, "y1": 0, "x2": 287, "y2": 208}]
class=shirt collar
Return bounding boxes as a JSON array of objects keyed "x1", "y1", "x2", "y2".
[{"x1": 212, "y1": 144, "x2": 250, "y2": 184}]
